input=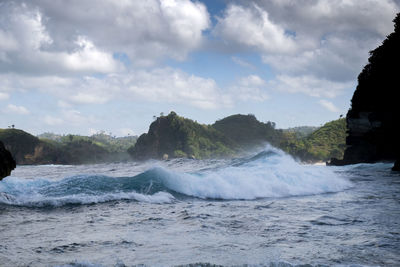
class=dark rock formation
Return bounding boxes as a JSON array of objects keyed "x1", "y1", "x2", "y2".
[
  {"x1": 329, "y1": 13, "x2": 400, "y2": 168},
  {"x1": 0, "y1": 141, "x2": 16, "y2": 180}
]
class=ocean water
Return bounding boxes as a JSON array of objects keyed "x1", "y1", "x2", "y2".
[{"x1": 0, "y1": 146, "x2": 399, "y2": 267}]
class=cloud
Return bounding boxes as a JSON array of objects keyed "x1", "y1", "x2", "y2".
[
  {"x1": 5, "y1": 104, "x2": 30, "y2": 115},
  {"x1": 271, "y1": 75, "x2": 353, "y2": 98},
  {"x1": 214, "y1": 4, "x2": 297, "y2": 54},
  {"x1": 319, "y1": 99, "x2": 340, "y2": 113},
  {"x1": 43, "y1": 109, "x2": 96, "y2": 126},
  {"x1": 215, "y1": 1, "x2": 399, "y2": 97},
  {"x1": 231, "y1": 75, "x2": 269, "y2": 102},
  {"x1": 0, "y1": 0, "x2": 210, "y2": 75},
  {"x1": 0, "y1": 3, "x2": 122, "y2": 75},
  {"x1": 0, "y1": 68, "x2": 232, "y2": 110}
]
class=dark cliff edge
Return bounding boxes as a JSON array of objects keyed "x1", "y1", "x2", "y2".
[
  {"x1": 0, "y1": 141, "x2": 16, "y2": 180},
  {"x1": 328, "y1": 13, "x2": 400, "y2": 169}
]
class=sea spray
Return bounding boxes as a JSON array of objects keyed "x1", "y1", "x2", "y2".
[
  {"x1": 0, "y1": 146, "x2": 352, "y2": 207},
  {"x1": 156, "y1": 146, "x2": 352, "y2": 199}
]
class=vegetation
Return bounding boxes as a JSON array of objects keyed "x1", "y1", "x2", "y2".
[
  {"x1": 212, "y1": 114, "x2": 282, "y2": 148},
  {"x1": 1, "y1": 129, "x2": 137, "y2": 165},
  {"x1": 1, "y1": 113, "x2": 347, "y2": 164},
  {"x1": 283, "y1": 126, "x2": 319, "y2": 139},
  {"x1": 129, "y1": 112, "x2": 347, "y2": 162},
  {"x1": 129, "y1": 112, "x2": 236, "y2": 160},
  {"x1": 279, "y1": 119, "x2": 346, "y2": 162}
]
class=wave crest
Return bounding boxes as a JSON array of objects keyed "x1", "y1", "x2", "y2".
[{"x1": 0, "y1": 147, "x2": 352, "y2": 207}]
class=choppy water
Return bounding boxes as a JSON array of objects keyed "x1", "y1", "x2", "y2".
[{"x1": 0, "y1": 146, "x2": 399, "y2": 266}]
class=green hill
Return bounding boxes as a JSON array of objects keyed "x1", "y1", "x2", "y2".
[
  {"x1": 128, "y1": 112, "x2": 236, "y2": 160},
  {"x1": 0, "y1": 129, "x2": 137, "y2": 164},
  {"x1": 212, "y1": 114, "x2": 282, "y2": 148},
  {"x1": 279, "y1": 118, "x2": 346, "y2": 162}
]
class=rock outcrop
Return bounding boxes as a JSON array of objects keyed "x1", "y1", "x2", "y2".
[
  {"x1": 0, "y1": 141, "x2": 16, "y2": 180},
  {"x1": 328, "y1": 13, "x2": 400, "y2": 167}
]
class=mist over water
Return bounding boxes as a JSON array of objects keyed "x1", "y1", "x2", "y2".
[{"x1": 0, "y1": 147, "x2": 399, "y2": 266}]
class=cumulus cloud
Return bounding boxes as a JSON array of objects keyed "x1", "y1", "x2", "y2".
[
  {"x1": 0, "y1": 0, "x2": 210, "y2": 75},
  {"x1": 0, "y1": 2, "x2": 121, "y2": 75},
  {"x1": 214, "y1": 4, "x2": 297, "y2": 54},
  {"x1": 215, "y1": 0, "x2": 399, "y2": 97},
  {"x1": 5, "y1": 104, "x2": 30, "y2": 115}
]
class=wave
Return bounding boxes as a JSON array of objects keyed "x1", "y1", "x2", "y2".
[{"x1": 0, "y1": 146, "x2": 352, "y2": 207}]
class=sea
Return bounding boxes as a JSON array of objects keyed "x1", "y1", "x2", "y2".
[{"x1": 0, "y1": 146, "x2": 399, "y2": 267}]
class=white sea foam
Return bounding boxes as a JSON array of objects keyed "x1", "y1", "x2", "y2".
[
  {"x1": 155, "y1": 147, "x2": 352, "y2": 199},
  {"x1": 0, "y1": 146, "x2": 352, "y2": 205}
]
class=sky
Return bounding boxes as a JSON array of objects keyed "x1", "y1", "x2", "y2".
[{"x1": 0, "y1": 0, "x2": 399, "y2": 137}]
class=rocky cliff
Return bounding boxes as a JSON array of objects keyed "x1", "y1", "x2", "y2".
[
  {"x1": 329, "y1": 13, "x2": 400, "y2": 167},
  {"x1": 0, "y1": 141, "x2": 16, "y2": 180}
]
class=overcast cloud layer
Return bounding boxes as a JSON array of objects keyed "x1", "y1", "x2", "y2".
[{"x1": 0, "y1": 0, "x2": 399, "y2": 135}]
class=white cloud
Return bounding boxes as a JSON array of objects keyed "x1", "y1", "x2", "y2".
[
  {"x1": 215, "y1": 1, "x2": 399, "y2": 97},
  {"x1": 0, "y1": 0, "x2": 210, "y2": 75},
  {"x1": 319, "y1": 99, "x2": 340, "y2": 112},
  {"x1": 0, "y1": 68, "x2": 232, "y2": 110},
  {"x1": 231, "y1": 75, "x2": 269, "y2": 102},
  {"x1": 0, "y1": 3, "x2": 122, "y2": 75},
  {"x1": 272, "y1": 75, "x2": 353, "y2": 98},
  {"x1": 215, "y1": 4, "x2": 297, "y2": 54},
  {"x1": 5, "y1": 104, "x2": 30, "y2": 115}
]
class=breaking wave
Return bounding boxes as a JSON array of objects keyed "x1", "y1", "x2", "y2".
[{"x1": 0, "y1": 146, "x2": 351, "y2": 207}]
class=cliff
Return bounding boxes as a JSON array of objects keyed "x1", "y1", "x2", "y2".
[
  {"x1": 329, "y1": 13, "x2": 400, "y2": 166},
  {"x1": 0, "y1": 141, "x2": 16, "y2": 180}
]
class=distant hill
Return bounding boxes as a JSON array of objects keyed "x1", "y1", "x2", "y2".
[
  {"x1": 128, "y1": 112, "x2": 347, "y2": 162},
  {"x1": 129, "y1": 112, "x2": 285, "y2": 160},
  {"x1": 0, "y1": 129, "x2": 137, "y2": 164},
  {"x1": 212, "y1": 114, "x2": 282, "y2": 148},
  {"x1": 1, "y1": 115, "x2": 347, "y2": 164},
  {"x1": 128, "y1": 112, "x2": 236, "y2": 160},
  {"x1": 283, "y1": 126, "x2": 319, "y2": 139},
  {"x1": 280, "y1": 118, "x2": 346, "y2": 162}
]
